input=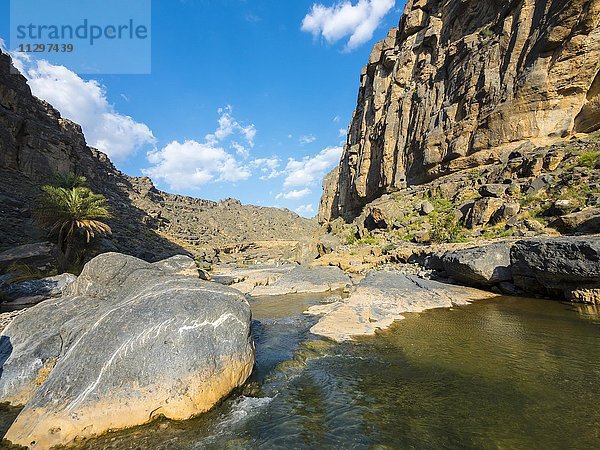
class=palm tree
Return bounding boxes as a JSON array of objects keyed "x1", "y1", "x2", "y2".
[
  {"x1": 35, "y1": 186, "x2": 112, "y2": 261},
  {"x1": 53, "y1": 172, "x2": 88, "y2": 189}
]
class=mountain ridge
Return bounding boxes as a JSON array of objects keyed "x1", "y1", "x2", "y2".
[{"x1": 0, "y1": 50, "x2": 317, "y2": 263}]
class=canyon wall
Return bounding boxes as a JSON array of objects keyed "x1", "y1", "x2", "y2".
[{"x1": 320, "y1": 0, "x2": 600, "y2": 222}]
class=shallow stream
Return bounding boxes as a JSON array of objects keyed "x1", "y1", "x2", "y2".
[{"x1": 4, "y1": 294, "x2": 600, "y2": 449}]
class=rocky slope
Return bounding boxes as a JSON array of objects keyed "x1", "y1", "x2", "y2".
[
  {"x1": 0, "y1": 50, "x2": 316, "y2": 263},
  {"x1": 320, "y1": 0, "x2": 600, "y2": 222}
]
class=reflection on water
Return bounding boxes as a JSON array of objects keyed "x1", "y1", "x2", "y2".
[{"x1": 8, "y1": 296, "x2": 600, "y2": 449}]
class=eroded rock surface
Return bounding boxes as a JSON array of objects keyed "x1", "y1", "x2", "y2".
[
  {"x1": 320, "y1": 0, "x2": 600, "y2": 221},
  {"x1": 214, "y1": 264, "x2": 351, "y2": 297},
  {"x1": 307, "y1": 270, "x2": 497, "y2": 342},
  {"x1": 0, "y1": 253, "x2": 255, "y2": 449}
]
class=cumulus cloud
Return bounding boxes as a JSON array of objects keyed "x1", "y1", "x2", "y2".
[
  {"x1": 12, "y1": 57, "x2": 155, "y2": 160},
  {"x1": 283, "y1": 146, "x2": 343, "y2": 189},
  {"x1": 301, "y1": 0, "x2": 395, "y2": 51},
  {"x1": 295, "y1": 204, "x2": 316, "y2": 216},
  {"x1": 276, "y1": 188, "x2": 312, "y2": 200},
  {"x1": 144, "y1": 140, "x2": 251, "y2": 190},
  {"x1": 144, "y1": 107, "x2": 260, "y2": 191},
  {"x1": 206, "y1": 105, "x2": 256, "y2": 147},
  {"x1": 252, "y1": 157, "x2": 283, "y2": 180}
]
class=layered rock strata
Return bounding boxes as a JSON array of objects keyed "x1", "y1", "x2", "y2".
[{"x1": 320, "y1": 0, "x2": 600, "y2": 221}]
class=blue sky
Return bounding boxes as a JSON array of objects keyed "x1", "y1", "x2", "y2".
[{"x1": 1, "y1": 0, "x2": 403, "y2": 216}]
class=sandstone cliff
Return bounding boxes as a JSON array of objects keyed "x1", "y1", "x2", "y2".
[
  {"x1": 320, "y1": 0, "x2": 600, "y2": 222},
  {"x1": 0, "y1": 51, "x2": 316, "y2": 262}
]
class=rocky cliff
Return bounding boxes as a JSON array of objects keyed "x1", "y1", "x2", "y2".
[
  {"x1": 320, "y1": 0, "x2": 600, "y2": 222},
  {"x1": 0, "y1": 50, "x2": 316, "y2": 262}
]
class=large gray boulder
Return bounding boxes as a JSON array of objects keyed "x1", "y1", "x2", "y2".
[
  {"x1": 511, "y1": 237, "x2": 600, "y2": 301},
  {"x1": 442, "y1": 243, "x2": 513, "y2": 287},
  {"x1": 0, "y1": 253, "x2": 255, "y2": 449}
]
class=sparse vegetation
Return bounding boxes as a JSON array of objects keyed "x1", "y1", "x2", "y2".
[
  {"x1": 481, "y1": 224, "x2": 514, "y2": 240},
  {"x1": 577, "y1": 150, "x2": 600, "y2": 168},
  {"x1": 480, "y1": 28, "x2": 495, "y2": 39},
  {"x1": 35, "y1": 184, "x2": 112, "y2": 262},
  {"x1": 357, "y1": 234, "x2": 380, "y2": 246},
  {"x1": 382, "y1": 243, "x2": 397, "y2": 254},
  {"x1": 344, "y1": 233, "x2": 358, "y2": 245},
  {"x1": 53, "y1": 172, "x2": 88, "y2": 189},
  {"x1": 429, "y1": 211, "x2": 467, "y2": 244}
]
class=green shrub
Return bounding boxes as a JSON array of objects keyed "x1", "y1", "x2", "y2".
[
  {"x1": 35, "y1": 186, "x2": 112, "y2": 262},
  {"x1": 344, "y1": 233, "x2": 358, "y2": 245},
  {"x1": 577, "y1": 150, "x2": 600, "y2": 168},
  {"x1": 53, "y1": 172, "x2": 88, "y2": 189},
  {"x1": 357, "y1": 234, "x2": 380, "y2": 246},
  {"x1": 429, "y1": 211, "x2": 467, "y2": 244},
  {"x1": 481, "y1": 28, "x2": 494, "y2": 38},
  {"x1": 382, "y1": 243, "x2": 397, "y2": 254}
]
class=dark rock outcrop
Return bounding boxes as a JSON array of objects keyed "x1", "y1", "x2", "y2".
[
  {"x1": 1, "y1": 273, "x2": 76, "y2": 307},
  {"x1": 0, "y1": 242, "x2": 65, "y2": 274},
  {"x1": 511, "y1": 236, "x2": 600, "y2": 301},
  {"x1": 442, "y1": 243, "x2": 513, "y2": 287},
  {"x1": 0, "y1": 253, "x2": 255, "y2": 449}
]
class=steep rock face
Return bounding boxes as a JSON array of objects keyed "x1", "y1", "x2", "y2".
[
  {"x1": 321, "y1": 0, "x2": 600, "y2": 222},
  {"x1": 0, "y1": 51, "x2": 316, "y2": 260}
]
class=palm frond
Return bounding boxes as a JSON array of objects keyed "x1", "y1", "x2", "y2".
[
  {"x1": 35, "y1": 185, "x2": 112, "y2": 248},
  {"x1": 53, "y1": 172, "x2": 87, "y2": 189}
]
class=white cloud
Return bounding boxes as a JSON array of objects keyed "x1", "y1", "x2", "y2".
[
  {"x1": 13, "y1": 57, "x2": 155, "y2": 160},
  {"x1": 295, "y1": 204, "x2": 316, "y2": 216},
  {"x1": 333, "y1": 115, "x2": 340, "y2": 123},
  {"x1": 252, "y1": 157, "x2": 283, "y2": 180},
  {"x1": 231, "y1": 142, "x2": 250, "y2": 159},
  {"x1": 339, "y1": 128, "x2": 347, "y2": 137},
  {"x1": 144, "y1": 140, "x2": 251, "y2": 190},
  {"x1": 301, "y1": 0, "x2": 395, "y2": 51},
  {"x1": 206, "y1": 105, "x2": 256, "y2": 147},
  {"x1": 144, "y1": 107, "x2": 261, "y2": 191},
  {"x1": 276, "y1": 188, "x2": 312, "y2": 200},
  {"x1": 299, "y1": 134, "x2": 317, "y2": 145},
  {"x1": 283, "y1": 146, "x2": 343, "y2": 189}
]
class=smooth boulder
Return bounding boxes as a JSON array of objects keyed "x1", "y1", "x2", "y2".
[
  {"x1": 442, "y1": 243, "x2": 513, "y2": 287},
  {"x1": 511, "y1": 237, "x2": 600, "y2": 301},
  {"x1": 0, "y1": 253, "x2": 255, "y2": 449}
]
